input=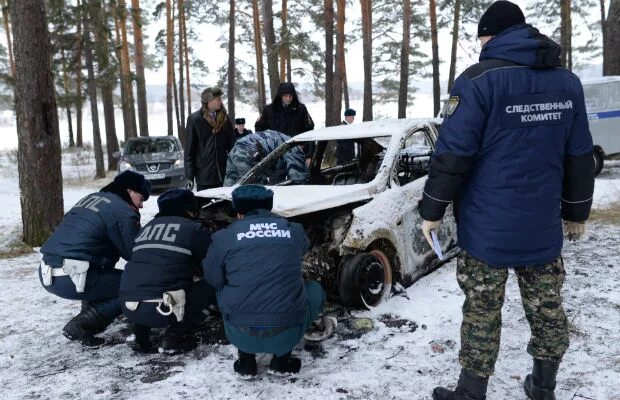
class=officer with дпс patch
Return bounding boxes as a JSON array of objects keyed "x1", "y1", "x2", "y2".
[
  {"x1": 418, "y1": 2, "x2": 595, "y2": 399},
  {"x1": 39, "y1": 171, "x2": 151, "y2": 347},
  {"x1": 203, "y1": 185, "x2": 325, "y2": 379},
  {"x1": 120, "y1": 188, "x2": 216, "y2": 354}
]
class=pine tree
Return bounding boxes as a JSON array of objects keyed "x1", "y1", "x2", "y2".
[
  {"x1": 12, "y1": 0, "x2": 64, "y2": 245},
  {"x1": 606, "y1": 0, "x2": 620, "y2": 74},
  {"x1": 131, "y1": 0, "x2": 149, "y2": 137}
]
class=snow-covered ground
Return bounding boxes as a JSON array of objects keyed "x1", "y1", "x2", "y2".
[{"x1": 0, "y1": 157, "x2": 618, "y2": 399}]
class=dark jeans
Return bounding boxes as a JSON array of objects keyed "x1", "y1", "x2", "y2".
[
  {"x1": 39, "y1": 265, "x2": 122, "y2": 320},
  {"x1": 196, "y1": 184, "x2": 221, "y2": 191},
  {"x1": 223, "y1": 281, "x2": 325, "y2": 357},
  {"x1": 121, "y1": 280, "x2": 217, "y2": 332}
]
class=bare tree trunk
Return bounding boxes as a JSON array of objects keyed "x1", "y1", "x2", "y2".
[
  {"x1": 447, "y1": 0, "x2": 461, "y2": 93},
  {"x1": 76, "y1": 0, "x2": 84, "y2": 147},
  {"x1": 324, "y1": 0, "x2": 335, "y2": 126},
  {"x1": 119, "y1": 0, "x2": 138, "y2": 138},
  {"x1": 228, "y1": 0, "x2": 236, "y2": 121},
  {"x1": 166, "y1": 0, "x2": 174, "y2": 135},
  {"x1": 182, "y1": 1, "x2": 191, "y2": 114},
  {"x1": 178, "y1": 0, "x2": 186, "y2": 146},
  {"x1": 601, "y1": 0, "x2": 607, "y2": 73},
  {"x1": 0, "y1": 0, "x2": 15, "y2": 78},
  {"x1": 560, "y1": 0, "x2": 572, "y2": 71},
  {"x1": 252, "y1": 0, "x2": 266, "y2": 110},
  {"x1": 333, "y1": 0, "x2": 345, "y2": 124},
  {"x1": 131, "y1": 0, "x2": 149, "y2": 137},
  {"x1": 429, "y1": 0, "x2": 440, "y2": 117},
  {"x1": 606, "y1": 0, "x2": 620, "y2": 75},
  {"x1": 343, "y1": 59, "x2": 350, "y2": 110},
  {"x1": 280, "y1": 0, "x2": 287, "y2": 81},
  {"x1": 262, "y1": 0, "x2": 280, "y2": 99},
  {"x1": 398, "y1": 0, "x2": 411, "y2": 119},
  {"x1": 94, "y1": 0, "x2": 119, "y2": 171},
  {"x1": 84, "y1": 5, "x2": 106, "y2": 178},
  {"x1": 61, "y1": 49, "x2": 75, "y2": 147},
  {"x1": 12, "y1": 0, "x2": 64, "y2": 246},
  {"x1": 111, "y1": 0, "x2": 129, "y2": 142},
  {"x1": 360, "y1": 0, "x2": 372, "y2": 121}
]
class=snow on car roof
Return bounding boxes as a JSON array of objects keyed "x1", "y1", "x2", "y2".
[
  {"x1": 291, "y1": 118, "x2": 438, "y2": 142},
  {"x1": 581, "y1": 76, "x2": 620, "y2": 85}
]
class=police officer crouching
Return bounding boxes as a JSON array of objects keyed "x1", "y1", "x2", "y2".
[
  {"x1": 120, "y1": 189, "x2": 216, "y2": 354},
  {"x1": 203, "y1": 185, "x2": 325, "y2": 378},
  {"x1": 39, "y1": 171, "x2": 151, "y2": 347}
]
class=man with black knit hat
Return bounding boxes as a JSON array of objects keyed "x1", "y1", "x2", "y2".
[
  {"x1": 419, "y1": 2, "x2": 594, "y2": 399},
  {"x1": 185, "y1": 86, "x2": 237, "y2": 191},
  {"x1": 120, "y1": 188, "x2": 215, "y2": 354},
  {"x1": 336, "y1": 108, "x2": 357, "y2": 163},
  {"x1": 255, "y1": 82, "x2": 314, "y2": 141},
  {"x1": 203, "y1": 184, "x2": 325, "y2": 378},
  {"x1": 39, "y1": 171, "x2": 152, "y2": 347},
  {"x1": 234, "y1": 117, "x2": 253, "y2": 139}
]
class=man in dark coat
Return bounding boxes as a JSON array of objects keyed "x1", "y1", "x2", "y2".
[
  {"x1": 120, "y1": 189, "x2": 216, "y2": 354},
  {"x1": 418, "y1": 2, "x2": 595, "y2": 399},
  {"x1": 337, "y1": 108, "x2": 357, "y2": 164},
  {"x1": 39, "y1": 171, "x2": 151, "y2": 347},
  {"x1": 255, "y1": 82, "x2": 314, "y2": 157},
  {"x1": 185, "y1": 87, "x2": 237, "y2": 191},
  {"x1": 203, "y1": 185, "x2": 325, "y2": 378},
  {"x1": 234, "y1": 118, "x2": 253, "y2": 139}
]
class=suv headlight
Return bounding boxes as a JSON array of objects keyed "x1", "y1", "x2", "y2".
[
  {"x1": 174, "y1": 159, "x2": 184, "y2": 168},
  {"x1": 119, "y1": 161, "x2": 133, "y2": 172}
]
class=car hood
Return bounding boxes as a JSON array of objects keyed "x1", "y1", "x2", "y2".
[
  {"x1": 123, "y1": 152, "x2": 181, "y2": 163},
  {"x1": 197, "y1": 184, "x2": 378, "y2": 218}
]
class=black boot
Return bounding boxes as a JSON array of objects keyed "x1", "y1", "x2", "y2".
[
  {"x1": 158, "y1": 324, "x2": 195, "y2": 355},
  {"x1": 62, "y1": 306, "x2": 112, "y2": 348},
  {"x1": 131, "y1": 324, "x2": 154, "y2": 353},
  {"x1": 268, "y1": 352, "x2": 301, "y2": 375},
  {"x1": 524, "y1": 359, "x2": 560, "y2": 400},
  {"x1": 233, "y1": 351, "x2": 257, "y2": 379},
  {"x1": 433, "y1": 369, "x2": 489, "y2": 400}
]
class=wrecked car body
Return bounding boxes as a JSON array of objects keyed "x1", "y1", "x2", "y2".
[{"x1": 197, "y1": 119, "x2": 458, "y2": 308}]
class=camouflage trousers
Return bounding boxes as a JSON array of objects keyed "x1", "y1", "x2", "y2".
[{"x1": 457, "y1": 252, "x2": 569, "y2": 377}]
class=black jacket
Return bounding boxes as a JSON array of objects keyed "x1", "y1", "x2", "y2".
[
  {"x1": 120, "y1": 214, "x2": 212, "y2": 301},
  {"x1": 185, "y1": 110, "x2": 236, "y2": 186},
  {"x1": 255, "y1": 83, "x2": 314, "y2": 137}
]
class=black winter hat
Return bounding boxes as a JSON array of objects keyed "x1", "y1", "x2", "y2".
[
  {"x1": 478, "y1": 1, "x2": 525, "y2": 37},
  {"x1": 114, "y1": 171, "x2": 151, "y2": 200},
  {"x1": 277, "y1": 82, "x2": 296, "y2": 96},
  {"x1": 232, "y1": 184, "x2": 274, "y2": 214},
  {"x1": 158, "y1": 188, "x2": 197, "y2": 214},
  {"x1": 344, "y1": 108, "x2": 356, "y2": 117},
  {"x1": 235, "y1": 118, "x2": 246, "y2": 124}
]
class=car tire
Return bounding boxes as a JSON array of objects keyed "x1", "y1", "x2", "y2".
[
  {"x1": 184, "y1": 179, "x2": 194, "y2": 190},
  {"x1": 593, "y1": 149, "x2": 604, "y2": 177},
  {"x1": 338, "y1": 249, "x2": 393, "y2": 308}
]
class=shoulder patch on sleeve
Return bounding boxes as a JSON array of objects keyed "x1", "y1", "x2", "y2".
[{"x1": 445, "y1": 96, "x2": 460, "y2": 117}]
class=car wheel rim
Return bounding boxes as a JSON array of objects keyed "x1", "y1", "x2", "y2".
[{"x1": 357, "y1": 250, "x2": 393, "y2": 307}]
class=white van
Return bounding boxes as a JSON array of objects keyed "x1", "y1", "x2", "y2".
[{"x1": 583, "y1": 76, "x2": 620, "y2": 175}]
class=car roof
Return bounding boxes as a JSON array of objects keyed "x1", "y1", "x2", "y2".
[
  {"x1": 127, "y1": 136, "x2": 178, "y2": 141},
  {"x1": 581, "y1": 76, "x2": 620, "y2": 85},
  {"x1": 290, "y1": 118, "x2": 439, "y2": 142}
]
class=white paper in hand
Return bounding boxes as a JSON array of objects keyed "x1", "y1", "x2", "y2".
[{"x1": 431, "y1": 230, "x2": 444, "y2": 261}]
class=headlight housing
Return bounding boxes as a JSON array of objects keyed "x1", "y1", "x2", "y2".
[
  {"x1": 119, "y1": 161, "x2": 132, "y2": 172},
  {"x1": 174, "y1": 159, "x2": 184, "y2": 168}
]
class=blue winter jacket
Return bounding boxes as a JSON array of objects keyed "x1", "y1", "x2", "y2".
[
  {"x1": 203, "y1": 209, "x2": 310, "y2": 327},
  {"x1": 120, "y1": 214, "x2": 212, "y2": 301},
  {"x1": 419, "y1": 24, "x2": 594, "y2": 268},
  {"x1": 41, "y1": 192, "x2": 140, "y2": 268}
]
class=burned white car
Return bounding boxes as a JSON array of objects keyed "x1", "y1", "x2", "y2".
[{"x1": 197, "y1": 119, "x2": 458, "y2": 308}]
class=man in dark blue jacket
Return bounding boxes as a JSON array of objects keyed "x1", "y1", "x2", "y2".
[
  {"x1": 203, "y1": 185, "x2": 325, "y2": 378},
  {"x1": 120, "y1": 189, "x2": 216, "y2": 354},
  {"x1": 39, "y1": 171, "x2": 151, "y2": 347},
  {"x1": 419, "y1": 2, "x2": 595, "y2": 400}
]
